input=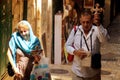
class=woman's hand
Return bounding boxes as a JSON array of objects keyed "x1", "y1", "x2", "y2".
[
  {"x1": 14, "y1": 67, "x2": 23, "y2": 77},
  {"x1": 31, "y1": 49, "x2": 43, "y2": 55},
  {"x1": 33, "y1": 54, "x2": 41, "y2": 63}
]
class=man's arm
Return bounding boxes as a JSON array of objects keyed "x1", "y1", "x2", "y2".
[
  {"x1": 65, "y1": 28, "x2": 76, "y2": 55},
  {"x1": 65, "y1": 28, "x2": 88, "y2": 59},
  {"x1": 97, "y1": 25, "x2": 110, "y2": 43}
]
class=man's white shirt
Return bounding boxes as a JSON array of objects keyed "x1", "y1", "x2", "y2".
[{"x1": 65, "y1": 25, "x2": 109, "y2": 78}]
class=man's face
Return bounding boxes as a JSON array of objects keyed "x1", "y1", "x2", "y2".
[
  {"x1": 19, "y1": 27, "x2": 30, "y2": 40},
  {"x1": 80, "y1": 15, "x2": 92, "y2": 33}
]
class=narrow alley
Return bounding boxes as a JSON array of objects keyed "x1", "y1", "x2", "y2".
[
  {"x1": 1, "y1": 0, "x2": 120, "y2": 80},
  {"x1": 3, "y1": 14, "x2": 120, "y2": 80}
]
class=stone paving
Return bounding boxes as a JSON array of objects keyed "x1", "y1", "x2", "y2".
[{"x1": 101, "y1": 14, "x2": 120, "y2": 80}]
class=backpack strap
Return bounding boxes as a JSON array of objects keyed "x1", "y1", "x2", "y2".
[{"x1": 73, "y1": 25, "x2": 78, "y2": 35}]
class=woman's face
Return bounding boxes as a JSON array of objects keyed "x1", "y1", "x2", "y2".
[{"x1": 19, "y1": 27, "x2": 30, "y2": 41}]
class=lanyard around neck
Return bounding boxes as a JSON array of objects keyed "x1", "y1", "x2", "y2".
[{"x1": 80, "y1": 30, "x2": 94, "y2": 51}]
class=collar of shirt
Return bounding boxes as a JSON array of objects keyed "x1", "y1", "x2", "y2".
[{"x1": 78, "y1": 25, "x2": 95, "y2": 40}]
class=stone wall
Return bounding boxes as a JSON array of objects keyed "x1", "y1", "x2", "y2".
[{"x1": 12, "y1": 0, "x2": 23, "y2": 31}]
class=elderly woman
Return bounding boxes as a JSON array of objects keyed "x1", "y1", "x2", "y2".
[{"x1": 7, "y1": 20, "x2": 42, "y2": 80}]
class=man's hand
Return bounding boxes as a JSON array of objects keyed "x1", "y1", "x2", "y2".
[{"x1": 73, "y1": 49, "x2": 87, "y2": 60}]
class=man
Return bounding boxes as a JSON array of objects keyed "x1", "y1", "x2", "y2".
[
  {"x1": 7, "y1": 20, "x2": 42, "y2": 80},
  {"x1": 65, "y1": 9, "x2": 109, "y2": 79}
]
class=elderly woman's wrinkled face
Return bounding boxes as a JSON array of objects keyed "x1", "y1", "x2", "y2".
[{"x1": 18, "y1": 24, "x2": 30, "y2": 41}]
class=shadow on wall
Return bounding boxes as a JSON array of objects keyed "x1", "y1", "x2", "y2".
[{"x1": 42, "y1": 33, "x2": 47, "y2": 56}]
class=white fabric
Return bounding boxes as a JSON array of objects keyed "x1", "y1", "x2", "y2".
[{"x1": 65, "y1": 25, "x2": 109, "y2": 78}]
